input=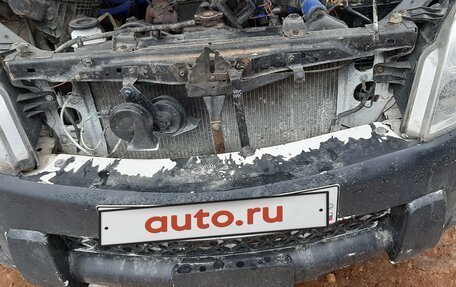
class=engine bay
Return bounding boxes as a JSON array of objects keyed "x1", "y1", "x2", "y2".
[
  {"x1": 0, "y1": 0, "x2": 451, "y2": 165},
  {"x1": 3, "y1": 0, "x2": 404, "y2": 43}
]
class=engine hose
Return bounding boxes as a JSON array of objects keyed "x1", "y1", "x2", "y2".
[
  {"x1": 99, "y1": 1, "x2": 131, "y2": 17},
  {"x1": 98, "y1": 0, "x2": 149, "y2": 17},
  {"x1": 55, "y1": 20, "x2": 196, "y2": 52},
  {"x1": 105, "y1": 0, "x2": 131, "y2": 5},
  {"x1": 297, "y1": 0, "x2": 327, "y2": 19}
]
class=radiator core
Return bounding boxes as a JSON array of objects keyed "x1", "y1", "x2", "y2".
[{"x1": 90, "y1": 69, "x2": 338, "y2": 159}]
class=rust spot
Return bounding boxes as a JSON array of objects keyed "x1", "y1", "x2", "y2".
[{"x1": 211, "y1": 122, "x2": 226, "y2": 154}]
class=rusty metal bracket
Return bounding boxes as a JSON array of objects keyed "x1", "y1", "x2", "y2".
[
  {"x1": 230, "y1": 68, "x2": 254, "y2": 156},
  {"x1": 186, "y1": 47, "x2": 232, "y2": 97},
  {"x1": 204, "y1": 95, "x2": 226, "y2": 154},
  {"x1": 188, "y1": 48, "x2": 254, "y2": 154}
]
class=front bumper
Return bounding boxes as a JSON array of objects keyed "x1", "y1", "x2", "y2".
[{"x1": 0, "y1": 124, "x2": 455, "y2": 286}]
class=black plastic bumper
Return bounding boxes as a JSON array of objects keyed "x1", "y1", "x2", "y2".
[{"x1": 0, "y1": 130, "x2": 456, "y2": 287}]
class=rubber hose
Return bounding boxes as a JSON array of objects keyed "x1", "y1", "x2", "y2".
[
  {"x1": 297, "y1": 0, "x2": 327, "y2": 19},
  {"x1": 98, "y1": 0, "x2": 149, "y2": 17}
]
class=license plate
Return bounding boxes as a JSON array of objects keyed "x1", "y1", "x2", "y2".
[{"x1": 99, "y1": 185, "x2": 339, "y2": 246}]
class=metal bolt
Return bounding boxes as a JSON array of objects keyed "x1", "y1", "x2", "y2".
[
  {"x1": 389, "y1": 13, "x2": 402, "y2": 24},
  {"x1": 45, "y1": 94, "x2": 54, "y2": 102},
  {"x1": 54, "y1": 159, "x2": 66, "y2": 168},
  {"x1": 236, "y1": 62, "x2": 246, "y2": 70},
  {"x1": 16, "y1": 43, "x2": 31, "y2": 56},
  {"x1": 128, "y1": 67, "x2": 136, "y2": 76},
  {"x1": 296, "y1": 71, "x2": 305, "y2": 79},
  {"x1": 211, "y1": 122, "x2": 221, "y2": 131},
  {"x1": 375, "y1": 126, "x2": 388, "y2": 136},
  {"x1": 209, "y1": 75, "x2": 216, "y2": 82},
  {"x1": 179, "y1": 69, "x2": 187, "y2": 77},
  {"x1": 288, "y1": 55, "x2": 296, "y2": 63},
  {"x1": 81, "y1": 58, "x2": 93, "y2": 67},
  {"x1": 157, "y1": 117, "x2": 169, "y2": 128},
  {"x1": 121, "y1": 88, "x2": 132, "y2": 97},
  {"x1": 377, "y1": 66, "x2": 385, "y2": 74}
]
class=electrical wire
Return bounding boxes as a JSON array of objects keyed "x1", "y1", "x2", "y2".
[
  {"x1": 330, "y1": 91, "x2": 370, "y2": 131},
  {"x1": 343, "y1": 0, "x2": 373, "y2": 24},
  {"x1": 326, "y1": 0, "x2": 341, "y2": 13},
  {"x1": 61, "y1": 96, "x2": 103, "y2": 154},
  {"x1": 327, "y1": 3, "x2": 339, "y2": 13},
  {"x1": 60, "y1": 94, "x2": 93, "y2": 155},
  {"x1": 61, "y1": 95, "x2": 121, "y2": 156},
  {"x1": 63, "y1": 107, "x2": 82, "y2": 149},
  {"x1": 376, "y1": 97, "x2": 396, "y2": 121},
  {"x1": 242, "y1": 62, "x2": 349, "y2": 80},
  {"x1": 50, "y1": 81, "x2": 69, "y2": 89},
  {"x1": 109, "y1": 139, "x2": 123, "y2": 157},
  {"x1": 81, "y1": 125, "x2": 109, "y2": 151},
  {"x1": 251, "y1": 0, "x2": 274, "y2": 19},
  {"x1": 304, "y1": 62, "x2": 349, "y2": 73},
  {"x1": 80, "y1": 113, "x2": 110, "y2": 151},
  {"x1": 55, "y1": 20, "x2": 196, "y2": 52}
]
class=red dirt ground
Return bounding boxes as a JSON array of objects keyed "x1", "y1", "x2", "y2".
[{"x1": 1, "y1": 227, "x2": 455, "y2": 287}]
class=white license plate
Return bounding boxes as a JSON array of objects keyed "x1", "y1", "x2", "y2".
[{"x1": 99, "y1": 185, "x2": 339, "y2": 246}]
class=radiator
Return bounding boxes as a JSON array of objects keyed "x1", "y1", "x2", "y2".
[{"x1": 90, "y1": 69, "x2": 338, "y2": 159}]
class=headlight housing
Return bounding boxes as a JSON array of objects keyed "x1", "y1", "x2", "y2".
[
  {"x1": 403, "y1": 5, "x2": 456, "y2": 141},
  {"x1": 0, "y1": 70, "x2": 38, "y2": 175}
]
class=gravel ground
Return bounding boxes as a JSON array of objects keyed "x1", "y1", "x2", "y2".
[{"x1": 1, "y1": 227, "x2": 455, "y2": 287}]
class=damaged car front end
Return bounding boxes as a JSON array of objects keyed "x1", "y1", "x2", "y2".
[{"x1": 0, "y1": 0, "x2": 456, "y2": 286}]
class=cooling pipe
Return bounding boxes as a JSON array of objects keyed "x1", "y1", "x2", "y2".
[{"x1": 296, "y1": 0, "x2": 347, "y2": 30}]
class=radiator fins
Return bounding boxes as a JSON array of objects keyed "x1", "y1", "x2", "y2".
[{"x1": 90, "y1": 69, "x2": 338, "y2": 159}]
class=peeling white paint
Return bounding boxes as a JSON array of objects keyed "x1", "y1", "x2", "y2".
[
  {"x1": 31, "y1": 123, "x2": 401, "y2": 184},
  {"x1": 32, "y1": 156, "x2": 177, "y2": 184},
  {"x1": 216, "y1": 123, "x2": 399, "y2": 165},
  {"x1": 114, "y1": 158, "x2": 177, "y2": 177},
  {"x1": 39, "y1": 172, "x2": 57, "y2": 185},
  {"x1": 60, "y1": 156, "x2": 117, "y2": 173}
]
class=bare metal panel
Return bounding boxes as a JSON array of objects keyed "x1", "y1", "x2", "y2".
[{"x1": 90, "y1": 69, "x2": 338, "y2": 159}]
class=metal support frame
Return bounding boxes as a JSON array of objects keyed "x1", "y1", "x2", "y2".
[{"x1": 3, "y1": 22, "x2": 417, "y2": 86}]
